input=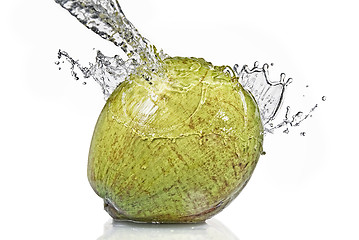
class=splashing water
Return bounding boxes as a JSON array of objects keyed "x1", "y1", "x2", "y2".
[
  {"x1": 55, "y1": 0, "x2": 167, "y2": 98},
  {"x1": 264, "y1": 104, "x2": 319, "y2": 134},
  {"x1": 55, "y1": 0, "x2": 322, "y2": 135},
  {"x1": 233, "y1": 62, "x2": 292, "y2": 125},
  {"x1": 57, "y1": 49, "x2": 140, "y2": 98},
  {"x1": 55, "y1": 0, "x2": 166, "y2": 64}
]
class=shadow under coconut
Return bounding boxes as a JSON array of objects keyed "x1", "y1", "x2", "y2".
[{"x1": 97, "y1": 218, "x2": 239, "y2": 240}]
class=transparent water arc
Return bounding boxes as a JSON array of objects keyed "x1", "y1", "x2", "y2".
[{"x1": 233, "y1": 61, "x2": 293, "y2": 125}]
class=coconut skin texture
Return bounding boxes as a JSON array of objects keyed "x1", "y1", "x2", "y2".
[{"x1": 88, "y1": 57, "x2": 263, "y2": 223}]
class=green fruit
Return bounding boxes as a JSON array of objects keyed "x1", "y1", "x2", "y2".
[{"x1": 88, "y1": 57, "x2": 263, "y2": 223}]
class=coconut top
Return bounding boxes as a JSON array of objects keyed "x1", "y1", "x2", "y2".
[{"x1": 106, "y1": 57, "x2": 263, "y2": 140}]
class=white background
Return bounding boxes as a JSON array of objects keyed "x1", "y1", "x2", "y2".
[{"x1": 1, "y1": 0, "x2": 358, "y2": 239}]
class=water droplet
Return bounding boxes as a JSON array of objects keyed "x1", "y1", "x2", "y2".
[
  {"x1": 300, "y1": 132, "x2": 306, "y2": 136},
  {"x1": 82, "y1": 82, "x2": 87, "y2": 85},
  {"x1": 55, "y1": 61, "x2": 60, "y2": 65},
  {"x1": 322, "y1": 96, "x2": 326, "y2": 101}
]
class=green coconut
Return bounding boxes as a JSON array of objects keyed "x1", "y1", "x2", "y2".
[{"x1": 88, "y1": 57, "x2": 263, "y2": 223}]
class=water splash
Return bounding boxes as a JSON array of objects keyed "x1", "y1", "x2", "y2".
[
  {"x1": 231, "y1": 61, "x2": 326, "y2": 135},
  {"x1": 57, "y1": 49, "x2": 139, "y2": 98},
  {"x1": 55, "y1": 0, "x2": 168, "y2": 99},
  {"x1": 55, "y1": 0, "x2": 322, "y2": 134},
  {"x1": 264, "y1": 104, "x2": 319, "y2": 135},
  {"x1": 55, "y1": 0, "x2": 166, "y2": 64},
  {"x1": 233, "y1": 62, "x2": 292, "y2": 125}
]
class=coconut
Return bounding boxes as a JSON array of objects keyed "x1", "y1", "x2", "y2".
[{"x1": 88, "y1": 57, "x2": 263, "y2": 223}]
